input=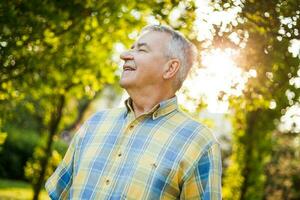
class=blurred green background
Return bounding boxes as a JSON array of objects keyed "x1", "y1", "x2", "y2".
[{"x1": 0, "y1": 0, "x2": 299, "y2": 199}]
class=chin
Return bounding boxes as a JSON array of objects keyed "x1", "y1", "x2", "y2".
[{"x1": 119, "y1": 79, "x2": 130, "y2": 89}]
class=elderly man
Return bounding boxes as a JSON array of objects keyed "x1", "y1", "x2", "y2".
[{"x1": 46, "y1": 25, "x2": 222, "y2": 199}]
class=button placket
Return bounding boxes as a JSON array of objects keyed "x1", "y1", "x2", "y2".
[
  {"x1": 152, "y1": 163, "x2": 157, "y2": 168},
  {"x1": 128, "y1": 124, "x2": 135, "y2": 130},
  {"x1": 127, "y1": 119, "x2": 139, "y2": 132}
]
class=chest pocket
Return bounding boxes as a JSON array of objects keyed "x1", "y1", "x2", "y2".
[{"x1": 124, "y1": 153, "x2": 180, "y2": 199}]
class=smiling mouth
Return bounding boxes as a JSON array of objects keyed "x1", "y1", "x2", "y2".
[{"x1": 123, "y1": 66, "x2": 136, "y2": 71}]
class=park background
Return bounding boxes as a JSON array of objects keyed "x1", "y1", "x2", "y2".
[{"x1": 0, "y1": 0, "x2": 300, "y2": 199}]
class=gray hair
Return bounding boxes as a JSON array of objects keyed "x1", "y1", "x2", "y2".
[{"x1": 141, "y1": 25, "x2": 197, "y2": 91}]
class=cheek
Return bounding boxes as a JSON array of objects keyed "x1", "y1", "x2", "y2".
[
  {"x1": 134, "y1": 56, "x2": 151, "y2": 66},
  {"x1": 134, "y1": 54, "x2": 166, "y2": 77}
]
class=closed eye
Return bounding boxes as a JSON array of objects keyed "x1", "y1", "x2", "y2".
[{"x1": 129, "y1": 46, "x2": 145, "y2": 52}]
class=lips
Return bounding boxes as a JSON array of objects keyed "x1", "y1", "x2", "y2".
[{"x1": 123, "y1": 65, "x2": 136, "y2": 71}]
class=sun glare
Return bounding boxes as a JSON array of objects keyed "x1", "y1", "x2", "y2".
[
  {"x1": 178, "y1": 49, "x2": 252, "y2": 113},
  {"x1": 176, "y1": 0, "x2": 249, "y2": 114}
]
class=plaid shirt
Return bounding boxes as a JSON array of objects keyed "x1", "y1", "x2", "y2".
[{"x1": 45, "y1": 97, "x2": 222, "y2": 199}]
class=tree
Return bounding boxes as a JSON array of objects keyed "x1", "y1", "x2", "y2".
[
  {"x1": 0, "y1": 1, "x2": 196, "y2": 199},
  {"x1": 208, "y1": 0, "x2": 300, "y2": 199}
]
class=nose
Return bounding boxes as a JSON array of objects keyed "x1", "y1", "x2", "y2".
[{"x1": 120, "y1": 50, "x2": 134, "y2": 61}]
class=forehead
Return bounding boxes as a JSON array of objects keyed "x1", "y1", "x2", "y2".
[{"x1": 135, "y1": 31, "x2": 171, "y2": 49}]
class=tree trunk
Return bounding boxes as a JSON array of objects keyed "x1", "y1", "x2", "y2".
[
  {"x1": 240, "y1": 110, "x2": 257, "y2": 200},
  {"x1": 32, "y1": 95, "x2": 65, "y2": 200},
  {"x1": 63, "y1": 97, "x2": 94, "y2": 133}
]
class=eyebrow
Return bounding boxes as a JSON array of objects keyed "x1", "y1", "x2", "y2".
[{"x1": 131, "y1": 42, "x2": 151, "y2": 50}]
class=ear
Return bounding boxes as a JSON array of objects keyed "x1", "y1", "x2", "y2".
[{"x1": 163, "y1": 59, "x2": 180, "y2": 80}]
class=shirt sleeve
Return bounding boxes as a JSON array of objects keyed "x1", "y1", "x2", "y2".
[
  {"x1": 45, "y1": 126, "x2": 83, "y2": 200},
  {"x1": 180, "y1": 143, "x2": 222, "y2": 200}
]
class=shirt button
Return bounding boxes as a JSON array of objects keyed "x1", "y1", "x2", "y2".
[
  {"x1": 118, "y1": 152, "x2": 122, "y2": 157},
  {"x1": 105, "y1": 179, "x2": 110, "y2": 185},
  {"x1": 129, "y1": 124, "x2": 134, "y2": 130}
]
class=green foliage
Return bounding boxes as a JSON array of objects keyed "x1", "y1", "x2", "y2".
[
  {"x1": 209, "y1": 0, "x2": 300, "y2": 199},
  {"x1": 0, "y1": 0, "x2": 197, "y2": 198},
  {"x1": 1, "y1": 0, "x2": 298, "y2": 199},
  {"x1": 0, "y1": 133, "x2": 7, "y2": 151},
  {"x1": 0, "y1": 127, "x2": 40, "y2": 180},
  {"x1": 0, "y1": 119, "x2": 7, "y2": 152},
  {"x1": 25, "y1": 147, "x2": 62, "y2": 186},
  {"x1": 0, "y1": 0, "x2": 197, "y2": 142},
  {"x1": 0, "y1": 125, "x2": 67, "y2": 181},
  {"x1": 264, "y1": 132, "x2": 300, "y2": 199}
]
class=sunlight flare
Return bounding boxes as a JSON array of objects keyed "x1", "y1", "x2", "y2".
[{"x1": 179, "y1": 48, "x2": 254, "y2": 113}]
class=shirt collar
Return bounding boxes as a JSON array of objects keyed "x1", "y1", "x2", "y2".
[{"x1": 124, "y1": 96, "x2": 178, "y2": 119}]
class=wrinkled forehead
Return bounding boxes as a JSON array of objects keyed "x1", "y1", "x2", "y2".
[{"x1": 134, "y1": 30, "x2": 171, "y2": 50}]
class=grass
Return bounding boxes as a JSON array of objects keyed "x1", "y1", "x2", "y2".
[{"x1": 0, "y1": 179, "x2": 49, "y2": 200}]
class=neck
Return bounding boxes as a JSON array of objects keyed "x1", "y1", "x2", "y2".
[{"x1": 126, "y1": 86, "x2": 175, "y2": 118}]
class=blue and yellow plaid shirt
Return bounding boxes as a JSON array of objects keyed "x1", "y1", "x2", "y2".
[{"x1": 45, "y1": 97, "x2": 222, "y2": 199}]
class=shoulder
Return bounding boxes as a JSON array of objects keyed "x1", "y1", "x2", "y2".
[
  {"x1": 75, "y1": 107, "x2": 126, "y2": 138},
  {"x1": 174, "y1": 109, "x2": 218, "y2": 145}
]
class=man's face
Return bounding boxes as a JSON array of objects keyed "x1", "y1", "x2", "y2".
[{"x1": 119, "y1": 31, "x2": 170, "y2": 90}]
